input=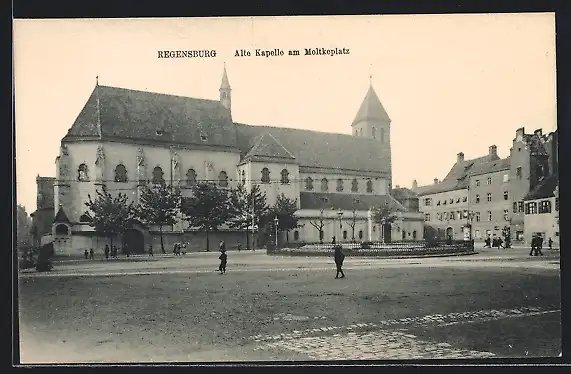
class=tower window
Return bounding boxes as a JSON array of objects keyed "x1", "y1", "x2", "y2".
[
  {"x1": 366, "y1": 179, "x2": 373, "y2": 193},
  {"x1": 77, "y1": 163, "x2": 90, "y2": 182},
  {"x1": 114, "y1": 164, "x2": 128, "y2": 183},
  {"x1": 280, "y1": 169, "x2": 290, "y2": 184},
  {"x1": 218, "y1": 171, "x2": 228, "y2": 187},
  {"x1": 321, "y1": 178, "x2": 328, "y2": 192},
  {"x1": 305, "y1": 177, "x2": 314, "y2": 191},
  {"x1": 186, "y1": 169, "x2": 197, "y2": 186},
  {"x1": 351, "y1": 178, "x2": 358, "y2": 192},
  {"x1": 152, "y1": 166, "x2": 165, "y2": 184},
  {"x1": 336, "y1": 178, "x2": 344, "y2": 192},
  {"x1": 241, "y1": 170, "x2": 246, "y2": 185},
  {"x1": 261, "y1": 168, "x2": 270, "y2": 184}
]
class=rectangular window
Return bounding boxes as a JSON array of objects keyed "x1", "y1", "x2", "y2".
[
  {"x1": 476, "y1": 180, "x2": 480, "y2": 187},
  {"x1": 450, "y1": 211, "x2": 455, "y2": 220},
  {"x1": 504, "y1": 209, "x2": 509, "y2": 221},
  {"x1": 475, "y1": 195, "x2": 480, "y2": 203},
  {"x1": 424, "y1": 198, "x2": 432, "y2": 206},
  {"x1": 487, "y1": 193, "x2": 492, "y2": 202},
  {"x1": 424, "y1": 213, "x2": 431, "y2": 222},
  {"x1": 503, "y1": 174, "x2": 509, "y2": 182},
  {"x1": 475, "y1": 212, "x2": 481, "y2": 222},
  {"x1": 488, "y1": 211, "x2": 492, "y2": 221},
  {"x1": 518, "y1": 201, "x2": 524, "y2": 213},
  {"x1": 525, "y1": 203, "x2": 530, "y2": 215},
  {"x1": 462, "y1": 196, "x2": 468, "y2": 202},
  {"x1": 503, "y1": 191, "x2": 508, "y2": 200},
  {"x1": 487, "y1": 177, "x2": 492, "y2": 185},
  {"x1": 555, "y1": 198, "x2": 559, "y2": 211},
  {"x1": 513, "y1": 202, "x2": 517, "y2": 213},
  {"x1": 516, "y1": 167, "x2": 522, "y2": 179},
  {"x1": 539, "y1": 200, "x2": 551, "y2": 214},
  {"x1": 437, "y1": 200, "x2": 441, "y2": 206},
  {"x1": 529, "y1": 202, "x2": 538, "y2": 214},
  {"x1": 457, "y1": 211, "x2": 462, "y2": 220}
]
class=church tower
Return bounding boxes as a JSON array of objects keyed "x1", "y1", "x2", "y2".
[
  {"x1": 352, "y1": 81, "x2": 392, "y2": 188},
  {"x1": 219, "y1": 64, "x2": 231, "y2": 112}
]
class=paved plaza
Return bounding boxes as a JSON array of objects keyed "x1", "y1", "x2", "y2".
[{"x1": 17, "y1": 247, "x2": 561, "y2": 363}]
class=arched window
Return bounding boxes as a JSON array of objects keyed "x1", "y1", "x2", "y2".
[
  {"x1": 372, "y1": 127, "x2": 376, "y2": 139},
  {"x1": 186, "y1": 169, "x2": 197, "y2": 186},
  {"x1": 77, "y1": 163, "x2": 89, "y2": 182},
  {"x1": 219, "y1": 171, "x2": 228, "y2": 187},
  {"x1": 354, "y1": 130, "x2": 358, "y2": 136},
  {"x1": 114, "y1": 164, "x2": 128, "y2": 182},
  {"x1": 261, "y1": 168, "x2": 270, "y2": 184},
  {"x1": 380, "y1": 128, "x2": 385, "y2": 144},
  {"x1": 305, "y1": 177, "x2": 314, "y2": 191},
  {"x1": 336, "y1": 178, "x2": 344, "y2": 192},
  {"x1": 358, "y1": 230, "x2": 363, "y2": 239},
  {"x1": 294, "y1": 230, "x2": 299, "y2": 240},
  {"x1": 79, "y1": 213, "x2": 91, "y2": 223},
  {"x1": 280, "y1": 169, "x2": 290, "y2": 184},
  {"x1": 152, "y1": 166, "x2": 164, "y2": 184},
  {"x1": 366, "y1": 179, "x2": 373, "y2": 193},
  {"x1": 55, "y1": 224, "x2": 69, "y2": 235},
  {"x1": 351, "y1": 178, "x2": 359, "y2": 192},
  {"x1": 359, "y1": 128, "x2": 363, "y2": 136},
  {"x1": 413, "y1": 230, "x2": 417, "y2": 240},
  {"x1": 343, "y1": 230, "x2": 348, "y2": 240},
  {"x1": 241, "y1": 170, "x2": 246, "y2": 185},
  {"x1": 321, "y1": 178, "x2": 328, "y2": 192}
]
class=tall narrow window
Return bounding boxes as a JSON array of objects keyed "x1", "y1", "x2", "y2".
[
  {"x1": 476, "y1": 180, "x2": 480, "y2": 187},
  {"x1": 516, "y1": 167, "x2": 522, "y2": 179},
  {"x1": 186, "y1": 169, "x2": 197, "y2": 186},
  {"x1": 504, "y1": 210, "x2": 509, "y2": 221},
  {"x1": 241, "y1": 170, "x2": 246, "y2": 185},
  {"x1": 487, "y1": 177, "x2": 492, "y2": 185},
  {"x1": 359, "y1": 128, "x2": 363, "y2": 136},
  {"x1": 305, "y1": 177, "x2": 314, "y2": 191},
  {"x1": 152, "y1": 166, "x2": 164, "y2": 184},
  {"x1": 366, "y1": 179, "x2": 373, "y2": 193},
  {"x1": 218, "y1": 171, "x2": 228, "y2": 187},
  {"x1": 475, "y1": 212, "x2": 480, "y2": 222},
  {"x1": 351, "y1": 178, "x2": 358, "y2": 192},
  {"x1": 380, "y1": 128, "x2": 385, "y2": 144},
  {"x1": 475, "y1": 195, "x2": 480, "y2": 203},
  {"x1": 487, "y1": 193, "x2": 492, "y2": 202},
  {"x1": 513, "y1": 202, "x2": 517, "y2": 213},
  {"x1": 503, "y1": 191, "x2": 509, "y2": 200},
  {"x1": 77, "y1": 163, "x2": 90, "y2": 182},
  {"x1": 114, "y1": 164, "x2": 128, "y2": 182},
  {"x1": 280, "y1": 169, "x2": 290, "y2": 184},
  {"x1": 372, "y1": 127, "x2": 376, "y2": 139},
  {"x1": 261, "y1": 168, "x2": 270, "y2": 184},
  {"x1": 487, "y1": 211, "x2": 492, "y2": 221},
  {"x1": 321, "y1": 178, "x2": 328, "y2": 192},
  {"x1": 336, "y1": 178, "x2": 344, "y2": 192}
]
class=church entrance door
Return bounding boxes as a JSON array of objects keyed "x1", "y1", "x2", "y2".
[
  {"x1": 124, "y1": 229, "x2": 145, "y2": 254},
  {"x1": 383, "y1": 223, "x2": 392, "y2": 243}
]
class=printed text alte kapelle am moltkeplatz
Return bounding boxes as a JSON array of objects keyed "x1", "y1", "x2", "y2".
[{"x1": 156, "y1": 48, "x2": 350, "y2": 59}]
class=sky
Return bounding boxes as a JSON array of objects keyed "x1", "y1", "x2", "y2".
[{"x1": 13, "y1": 13, "x2": 556, "y2": 214}]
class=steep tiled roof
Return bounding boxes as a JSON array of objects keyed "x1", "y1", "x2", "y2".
[
  {"x1": 300, "y1": 192, "x2": 406, "y2": 212},
  {"x1": 242, "y1": 133, "x2": 296, "y2": 163},
  {"x1": 467, "y1": 157, "x2": 511, "y2": 177},
  {"x1": 53, "y1": 206, "x2": 70, "y2": 224},
  {"x1": 414, "y1": 154, "x2": 500, "y2": 196},
  {"x1": 352, "y1": 85, "x2": 391, "y2": 124},
  {"x1": 391, "y1": 187, "x2": 418, "y2": 202},
  {"x1": 235, "y1": 124, "x2": 389, "y2": 173},
  {"x1": 524, "y1": 174, "x2": 558, "y2": 200},
  {"x1": 63, "y1": 85, "x2": 240, "y2": 150}
]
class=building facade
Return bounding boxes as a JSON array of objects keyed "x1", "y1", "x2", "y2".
[
  {"x1": 414, "y1": 127, "x2": 557, "y2": 244},
  {"x1": 29, "y1": 176, "x2": 55, "y2": 247},
  {"x1": 523, "y1": 174, "x2": 559, "y2": 247},
  {"x1": 44, "y1": 67, "x2": 422, "y2": 256}
]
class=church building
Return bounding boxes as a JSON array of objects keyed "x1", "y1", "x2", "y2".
[{"x1": 48, "y1": 66, "x2": 423, "y2": 255}]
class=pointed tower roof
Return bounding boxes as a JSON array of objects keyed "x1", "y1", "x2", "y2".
[
  {"x1": 352, "y1": 84, "x2": 391, "y2": 125},
  {"x1": 220, "y1": 64, "x2": 231, "y2": 90},
  {"x1": 53, "y1": 205, "x2": 70, "y2": 224}
]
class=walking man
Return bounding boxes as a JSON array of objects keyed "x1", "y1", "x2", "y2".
[
  {"x1": 530, "y1": 235, "x2": 537, "y2": 256},
  {"x1": 148, "y1": 244, "x2": 154, "y2": 256},
  {"x1": 104, "y1": 244, "x2": 110, "y2": 259},
  {"x1": 536, "y1": 235, "x2": 544, "y2": 256},
  {"x1": 89, "y1": 248, "x2": 94, "y2": 260},
  {"x1": 84, "y1": 249, "x2": 89, "y2": 260},
  {"x1": 334, "y1": 245, "x2": 345, "y2": 279},
  {"x1": 219, "y1": 249, "x2": 227, "y2": 274},
  {"x1": 549, "y1": 237, "x2": 553, "y2": 250}
]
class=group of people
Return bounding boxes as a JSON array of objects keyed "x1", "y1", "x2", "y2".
[
  {"x1": 484, "y1": 236, "x2": 507, "y2": 249},
  {"x1": 172, "y1": 242, "x2": 187, "y2": 256},
  {"x1": 530, "y1": 235, "x2": 554, "y2": 256},
  {"x1": 104, "y1": 245, "x2": 120, "y2": 259}
]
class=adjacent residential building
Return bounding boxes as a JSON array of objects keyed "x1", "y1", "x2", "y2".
[
  {"x1": 46, "y1": 66, "x2": 421, "y2": 256},
  {"x1": 523, "y1": 174, "x2": 559, "y2": 247},
  {"x1": 29, "y1": 176, "x2": 55, "y2": 247},
  {"x1": 413, "y1": 127, "x2": 557, "y2": 243}
]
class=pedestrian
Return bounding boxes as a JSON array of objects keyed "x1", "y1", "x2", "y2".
[
  {"x1": 84, "y1": 249, "x2": 89, "y2": 260},
  {"x1": 332, "y1": 236, "x2": 336, "y2": 245},
  {"x1": 237, "y1": 241, "x2": 242, "y2": 252},
  {"x1": 219, "y1": 240, "x2": 226, "y2": 252},
  {"x1": 182, "y1": 243, "x2": 187, "y2": 255},
  {"x1": 334, "y1": 245, "x2": 345, "y2": 279},
  {"x1": 149, "y1": 244, "x2": 154, "y2": 256},
  {"x1": 112, "y1": 245, "x2": 118, "y2": 258},
  {"x1": 530, "y1": 235, "x2": 537, "y2": 256},
  {"x1": 89, "y1": 248, "x2": 94, "y2": 260},
  {"x1": 218, "y1": 249, "x2": 227, "y2": 274},
  {"x1": 104, "y1": 244, "x2": 110, "y2": 259},
  {"x1": 549, "y1": 237, "x2": 553, "y2": 250},
  {"x1": 536, "y1": 235, "x2": 544, "y2": 256}
]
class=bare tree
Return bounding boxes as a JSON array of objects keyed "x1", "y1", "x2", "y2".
[
  {"x1": 348, "y1": 208, "x2": 358, "y2": 242},
  {"x1": 309, "y1": 208, "x2": 327, "y2": 244}
]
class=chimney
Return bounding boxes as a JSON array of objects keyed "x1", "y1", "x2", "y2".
[
  {"x1": 395, "y1": 184, "x2": 400, "y2": 189},
  {"x1": 457, "y1": 152, "x2": 464, "y2": 163},
  {"x1": 489, "y1": 145, "x2": 497, "y2": 157},
  {"x1": 534, "y1": 128, "x2": 542, "y2": 137},
  {"x1": 433, "y1": 178, "x2": 439, "y2": 185},
  {"x1": 412, "y1": 179, "x2": 418, "y2": 189}
]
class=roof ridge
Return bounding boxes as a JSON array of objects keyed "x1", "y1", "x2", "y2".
[
  {"x1": 235, "y1": 123, "x2": 377, "y2": 141},
  {"x1": 98, "y1": 85, "x2": 221, "y2": 103}
]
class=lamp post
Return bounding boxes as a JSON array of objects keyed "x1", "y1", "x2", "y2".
[
  {"x1": 337, "y1": 208, "x2": 344, "y2": 243},
  {"x1": 274, "y1": 215, "x2": 279, "y2": 250},
  {"x1": 465, "y1": 210, "x2": 475, "y2": 246}
]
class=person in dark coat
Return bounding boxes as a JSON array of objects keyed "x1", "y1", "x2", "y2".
[
  {"x1": 334, "y1": 246, "x2": 345, "y2": 279},
  {"x1": 84, "y1": 249, "x2": 89, "y2": 259},
  {"x1": 219, "y1": 249, "x2": 227, "y2": 274},
  {"x1": 148, "y1": 244, "x2": 154, "y2": 256},
  {"x1": 104, "y1": 245, "x2": 110, "y2": 259},
  {"x1": 89, "y1": 248, "x2": 94, "y2": 260},
  {"x1": 536, "y1": 235, "x2": 544, "y2": 256},
  {"x1": 530, "y1": 235, "x2": 537, "y2": 256},
  {"x1": 548, "y1": 237, "x2": 553, "y2": 250}
]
